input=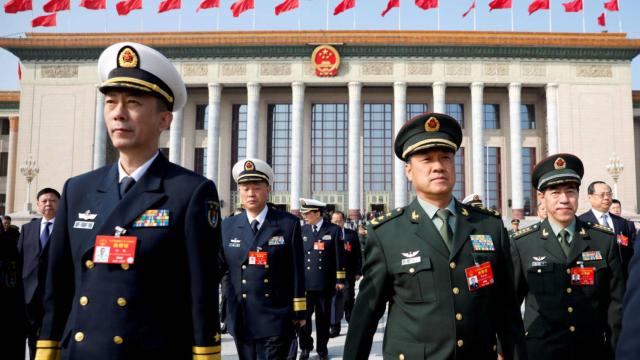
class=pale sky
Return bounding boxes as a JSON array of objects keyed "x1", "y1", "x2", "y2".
[{"x1": 1, "y1": 0, "x2": 639, "y2": 90}]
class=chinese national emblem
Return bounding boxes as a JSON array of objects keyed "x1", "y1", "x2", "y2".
[
  {"x1": 312, "y1": 45, "x2": 341, "y2": 77},
  {"x1": 425, "y1": 117, "x2": 440, "y2": 132}
]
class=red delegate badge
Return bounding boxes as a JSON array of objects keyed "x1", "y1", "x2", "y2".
[
  {"x1": 314, "y1": 241, "x2": 325, "y2": 251},
  {"x1": 249, "y1": 251, "x2": 268, "y2": 266},
  {"x1": 465, "y1": 261, "x2": 495, "y2": 291},
  {"x1": 571, "y1": 267, "x2": 595, "y2": 286},
  {"x1": 618, "y1": 234, "x2": 629, "y2": 247},
  {"x1": 93, "y1": 235, "x2": 138, "y2": 264}
]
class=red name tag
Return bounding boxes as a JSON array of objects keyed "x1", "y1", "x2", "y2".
[
  {"x1": 314, "y1": 241, "x2": 325, "y2": 251},
  {"x1": 345, "y1": 242, "x2": 352, "y2": 252},
  {"x1": 93, "y1": 235, "x2": 138, "y2": 264},
  {"x1": 618, "y1": 234, "x2": 629, "y2": 247},
  {"x1": 465, "y1": 261, "x2": 495, "y2": 292},
  {"x1": 249, "y1": 251, "x2": 268, "y2": 266},
  {"x1": 571, "y1": 267, "x2": 595, "y2": 286}
]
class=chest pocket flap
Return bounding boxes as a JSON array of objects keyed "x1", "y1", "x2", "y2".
[{"x1": 392, "y1": 255, "x2": 436, "y2": 303}]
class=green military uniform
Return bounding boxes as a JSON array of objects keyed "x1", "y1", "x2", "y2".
[
  {"x1": 510, "y1": 153, "x2": 624, "y2": 359},
  {"x1": 343, "y1": 113, "x2": 526, "y2": 360}
]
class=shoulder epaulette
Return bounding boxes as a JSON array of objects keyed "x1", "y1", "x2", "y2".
[
  {"x1": 512, "y1": 223, "x2": 540, "y2": 240},
  {"x1": 370, "y1": 207, "x2": 404, "y2": 228},
  {"x1": 468, "y1": 205, "x2": 501, "y2": 219},
  {"x1": 587, "y1": 222, "x2": 615, "y2": 235}
]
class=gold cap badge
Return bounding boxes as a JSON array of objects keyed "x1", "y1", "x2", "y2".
[
  {"x1": 244, "y1": 160, "x2": 255, "y2": 171},
  {"x1": 118, "y1": 47, "x2": 138, "y2": 68},
  {"x1": 425, "y1": 117, "x2": 440, "y2": 132},
  {"x1": 554, "y1": 157, "x2": 566, "y2": 170}
]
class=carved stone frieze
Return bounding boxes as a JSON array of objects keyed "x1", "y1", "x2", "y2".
[
  {"x1": 362, "y1": 62, "x2": 393, "y2": 76},
  {"x1": 183, "y1": 63, "x2": 208, "y2": 77},
  {"x1": 521, "y1": 63, "x2": 546, "y2": 77},
  {"x1": 483, "y1": 63, "x2": 509, "y2": 76},
  {"x1": 576, "y1": 64, "x2": 613, "y2": 78},
  {"x1": 260, "y1": 63, "x2": 291, "y2": 76},
  {"x1": 407, "y1": 62, "x2": 433, "y2": 75},
  {"x1": 220, "y1": 63, "x2": 246, "y2": 77},
  {"x1": 40, "y1": 65, "x2": 78, "y2": 78},
  {"x1": 445, "y1": 63, "x2": 471, "y2": 76}
]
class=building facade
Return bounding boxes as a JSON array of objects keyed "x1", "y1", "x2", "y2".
[{"x1": 1, "y1": 31, "x2": 639, "y2": 219}]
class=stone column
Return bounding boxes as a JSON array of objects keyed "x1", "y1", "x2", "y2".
[
  {"x1": 5, "y1": 116, "x2": 19, "y2": 213},
  {"x1": 348, "y1": 82, "x2": 362, "y2": 220},
  {"x1": 546, "y1": 83, "x2": 559, "y2": 155},
  {"x1": 246, "y1": 82, "x2": 261, "y2": 159},
  {"x1": 169, "y1": 108, "x2": 183, "y2": 165},
  {"x1": 290, "y1": 82, "x2": 305, "y2": 215},
  {"x1": 471, "y1": 82, "x2": 485, "y2": 199},
  {"x1": 509, "y1": 83, "x2": 524, "y2": 219},
  {"x1": 432, "y1": 82, "x2": 446, "y2": 114},
  {"x1": 93, "y1": 89, "x2": 107, "y2": 170},
  {"x1": 393, "y1": 82, "x2": 408, "y2": 208},
  {"x1": 206, "y1": 83, "x2": 223, "y2": 183}
]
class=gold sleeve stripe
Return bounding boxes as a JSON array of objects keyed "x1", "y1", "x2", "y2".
[
  {"x1": 336, "y1": 271, "x2": 346, "y2": 279},
  {"x1": 192, "y1": 346, "x2": 221, "y2": 354},
  {"x1": 293, "y1": 301, "x2": 307, "y2": 312},
  {"x1": 34, "y1": 348, "x2": 61, "y2": 360},
  {"x1": 193, "y1": 354, "x2": 220, "y2": 360},
  {"x1": 293, "y1": 297, "x2": 306, "y2": 302},
  {"x1": 36, "y1": 340, "x2": 61, "y2": 348}
]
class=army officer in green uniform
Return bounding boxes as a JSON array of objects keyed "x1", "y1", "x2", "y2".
[
  {"x1": 510, "y1": 154, "x2": 624, "y2": 359},
  {"x1": 344, "y1": 113, "x2": 526, "y2": 360}
]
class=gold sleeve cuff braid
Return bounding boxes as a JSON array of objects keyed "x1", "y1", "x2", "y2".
[
  {"x1": 293, "y1": 297, "x2": 307, "y2": 312},
  {"x1": 336, "y1": 270, "x2": 346, "y2": 279},
  {"x1": 34, "y1": 341, "x2": 61, "y2": 360},
  {"x1": 193, "y1": 345, "x2": 221, "y2": 360}
]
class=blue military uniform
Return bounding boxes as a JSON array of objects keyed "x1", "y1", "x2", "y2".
[
  {"x1": 35, "y1": 42, "x2": 221, "y2": 360},
  {"x1": 330, "y1": 227, "x2": 362, "y2": 334},
  {"x1": 298, "y1": 210, "x2": 346, "y2": 359}
]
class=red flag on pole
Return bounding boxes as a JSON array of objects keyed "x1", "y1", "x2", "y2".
[
  {"x1": 275, "y1": 0, "x2": 298, "y2": 15},
  {"x1": 32, "y1": 13, "x2": 57, "y2": 27},
  {"x1": 604, "y1": 0, "x2": 618, "y2": 11},
  {"x1": 597, "y1": 12, "x2": 606, "y2": 26},
  {"x1": 333, "y1": 0, "x2": 354, "y2": 15},
  {"x1": 528, "y1": 0, "x2": 548, "y2": 15},
  {"x1": 562, "y1": 0, "x2": 582, "y2": 12},
  {"x1": 415, "y1": 0, "x2": 437, "y2": 10},
  {"x1": 43, "y1": 0, "x2": 69, "y2": 12},
  {"x1": 4, "y1": 0, "x2": 32, "y2": 13},
  {"x1": 462, "y1": 0, "x2": 475, "y2": 17},
  {"x1": 381, "y1": 0, "x2": 399, "y2": 17},
  {"x1": 489, "y1": 0, "x2": 511, "y2": 11},
  {"x1": 196, "y1": 0, "x2": 219, "y2": 12},
  {"x1": 18, "y1": 63, "x2": 22, "y2": 81},
  {"x1": 116, "y1": 0, "x2": 142, "y2": 15},
  {"x1": 158, "y1": 0, "x2": 180, "y2": 13},
  {"x1": 230, "y1": 0, "x2": 253, "y2": 17},
  {"x1": 79, "y1": 0, "x2": 106, "y2": 10}
]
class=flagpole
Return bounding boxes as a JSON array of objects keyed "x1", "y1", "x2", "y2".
[
  {"x1": 252, "y1": 6, "x2": 256, "y2": 30},
  {"x1": 473, "y1": 4, "x2": 477, "y2": 31},
  {"x1": 398, "y1": 3, "x2": 401, "y2": 31},
  {"x1": 510, "y1": 4, "x2": 514, "y2": 31},
  {"x1": 216, "y1": 8, "x2": 220, "y2": 31},
  {"x1": 548, "y1": 1, "x2": 552, "y2": 32},
  {"x1": 140, "y1": 9, "x2": 144, "y2": 32},
  {"x1": 618, "y1": 0, "x2": 623, "y2": 32},
  {"x1": 353, "y1": 5, "x2": 357, "y2": 30},
  {"x1": 581, "y1": 0, "x2": 586, "y2": 33},
  {"x1": 326, "y1": 0, "x2": 329, "y2": 31},
  {"x1": 178, "y1": 7, "x2": 182, "y2": 31},
  {"x1": 437, "y1": 6, "x2": 440, "y2": 30}
]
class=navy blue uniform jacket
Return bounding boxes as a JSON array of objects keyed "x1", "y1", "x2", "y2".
[
  {"x1": 220, "y1": 208, "x2": 306, "y2": 340},
  {"x1": 302, "y1": 221, "x2": 346, "y2": 291},
  {"x1": 37, "y1": 153, "x2": 221, "y2": 360}
]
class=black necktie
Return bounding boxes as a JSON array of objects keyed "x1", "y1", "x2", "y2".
[
  {"x1": 250, "y1": 220, "x2": 259, "y2": 235},
  {"x1": 559, "y1": 230, "x2": 571, "y2": 258},
  {"x1": 40, "y1": 221, "x2": 51, "y2": 250},
  {"x1": 120, "y1": 176, "x2": 136, "y2": 198},
  {"x1": 313, "y1": 225, "x2": 319, "y2": 237}
]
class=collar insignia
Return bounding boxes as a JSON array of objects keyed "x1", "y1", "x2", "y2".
[
  {"x1": 78, "y1": 210, "x2": 97, "y2": 220},
  {"x1": 402, "y1": 251, "x2": 420, "y2": 258},
  {"x1": 411, "y1": 210, "x2": 420, "y2": 221}
]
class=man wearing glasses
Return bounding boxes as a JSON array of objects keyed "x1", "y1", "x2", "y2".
[{"x1": 579, "y1": 181, "x2": 635, "y2": 279}]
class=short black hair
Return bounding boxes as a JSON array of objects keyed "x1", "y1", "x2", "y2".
[
  {"x1": 612, "y1": 199, "x2": 621, "y2": 206},
  {"x1": 37, "y1": 188, "x2": 61, "y2": 200},
  {"x1": 332, "y1": 211, "x2": 346, "y2": 221},
  {"x1": 2, "y1": 215, "x2": 11, "y2": 221},
  {"x1": 587, "y1": 181, "x2": 609, "y2": 195}
]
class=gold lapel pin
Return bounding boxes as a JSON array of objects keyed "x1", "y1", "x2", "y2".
[
  {"x1": 542, "y1": 228, "x2": 549, "y2": 237},
  {"x1": 411, "y1": 210, "x2": 420, "y2": 221},
  {"x1": 461, "y1": 208, "x2": 469, "y2": 217},
  {"x1": 579, "y1": 228, "x2": 586, "y2": 236}
]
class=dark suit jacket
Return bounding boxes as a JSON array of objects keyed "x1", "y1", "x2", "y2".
[
  {"x1": 512, "y1": 218, "x2": 624, "y2": 359},
  {"x1": 37, "y1": 153, "x2": 221, "y2": 360},
  {"x1": 344, "y1": 200, "x2": 526, "y2": 360},
  {"x1": 17, "y1": 218, "x2": 50, "y2": 325},
  {"x1": 617, "y1": 222, "x2": 640, "y2": 359},
  {"x1": 302, "y1": 221, "x2": 346, "y2": 292},
  {"x1": 342, "y1": 228, "x2": 362, "y2": 282},
  {"x1": 579, "y1": 210, "x2": 635, "y2": 279},
  {"x1": 0, "y1": 225, "x2": 25, "y2": 360},
  {"x1": 220, "y1": 207, "x2": 305, "y2": 340}
]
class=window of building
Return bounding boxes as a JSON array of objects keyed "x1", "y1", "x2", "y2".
[
  {"x1": 520, "y1": 104, "x2": 536, "y2": 130},
  {"x1": 0, "y1": 118, "x2": 9, "y2": 135},
  {"x1": 522, "y1": 147, "x2": 537, "y2": 215},
  {"x1": 194, "y1": 148, "x2": 206, "y2": 176},
  {"x1": 446, "y1": 103, "x2": 465, "y2": 128},
  {"x1": 0, "y1": 152, "x2": 7, "y2": 177},
  {"x1": 195, "y1": 104, "x2": 208, "y2": 130},
  {"x1": 364, "y1": 104, "x2": 392, "y2": 191},
  {"x1": 231, "y1": 104, "x2": 248, "y2": 190},
  {"x1": 484, "y1": 104, "x2": 500, "y2": 129},
  {"x1": 267, "y1": 104, "x2": 292, "y2": 192},
  {"x1": 484, "y1": 147, "x2": 502, "y2": 211},
  {"x1": 406, "y1": 103, "x2": 428, "y2": 121},
  {"x1": 311, "y1": 104, "x2": 348, "y2": 192},
  {"x1": 454, "y1": 148, "x2": 465, "y2": 200}
]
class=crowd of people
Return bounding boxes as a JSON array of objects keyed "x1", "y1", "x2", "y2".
[{"x1": 2, "y1": 41, "x2": 640, "y2": 360}]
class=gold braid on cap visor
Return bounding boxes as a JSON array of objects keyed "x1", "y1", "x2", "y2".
[
  {"x1": 102, "y1": 77, "x2": 174, "y2": 105},
  {"x1": 402, "y1": 138, "x2": 458, "y2": 159}
]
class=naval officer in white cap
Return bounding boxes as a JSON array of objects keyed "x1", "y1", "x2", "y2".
[{"x1": 36, "y1": 42, "x2": 222, "y2": 360}]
